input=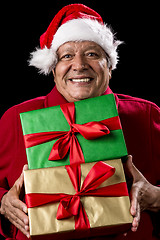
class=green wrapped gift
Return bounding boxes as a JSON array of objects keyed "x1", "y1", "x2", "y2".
[{"x1": 20, "y1": 94, "x2": 127, "y2": 169}]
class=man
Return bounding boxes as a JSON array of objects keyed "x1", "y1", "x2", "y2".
[{"x1": 0, "y1": 4, "x2": 160, "y2": 240}]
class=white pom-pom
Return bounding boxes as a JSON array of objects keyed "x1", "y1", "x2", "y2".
[{"x1": 29, "y1": 47, "x2": 57, "y2": 75}]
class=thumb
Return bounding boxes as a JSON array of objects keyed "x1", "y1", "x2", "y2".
[
  {"x1": 125, "y1": 155, "x2": 134, "y2": 170},
  {"x1": 23, "y1": 164, "x2": 29, "y2": 171},
  {"x1": 14, "y1": 164, "x2": 28, "y2": 195},
  {"x1": 124, "y1": 155, "x2": 141, "y2": 182},
  {"x1": 123, "y1": 155, "x2": 134, "y2": 180}
]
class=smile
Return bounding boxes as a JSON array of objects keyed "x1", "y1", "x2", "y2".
[{"x1": 69, "y1": 78, "x2": 93, "y2": 83}]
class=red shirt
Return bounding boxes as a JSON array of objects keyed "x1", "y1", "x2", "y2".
[{"x1": 0, "y1": 86, "x2": 160, "y2": 239}]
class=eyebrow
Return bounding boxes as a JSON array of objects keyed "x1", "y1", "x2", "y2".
[
  {"x1": 84, "y1": 45, "x2": 110, "y2": 59},
  {"x1": 57, "y1": 44, "x2": 109, "y2": 58},
  {"x1": 57, "y1": 47, "x2": 74, "y2": 57},
  {"x1": 83, "y1": 45, "x2": 101, "y2": 51},
  {"x1": 58, "y1": 44, "x2": 100, "y2": 53}
]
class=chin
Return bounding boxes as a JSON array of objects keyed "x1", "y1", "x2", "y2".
[{"x1": 72, "y1": 94, "x2": 94, "y2": 101}]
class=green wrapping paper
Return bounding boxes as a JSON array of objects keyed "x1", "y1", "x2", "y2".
[{"x1": 20, "y1": 94, "x2": 128, "y2": 169}]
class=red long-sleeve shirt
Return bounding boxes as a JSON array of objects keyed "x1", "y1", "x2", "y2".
[{"x1": 0, "y1": 86, "x2": 160, "y2": 240}]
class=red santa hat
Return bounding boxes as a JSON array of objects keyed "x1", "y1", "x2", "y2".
[{"x1": 29, "y1": 4, "x2": 122, "y2": 75}]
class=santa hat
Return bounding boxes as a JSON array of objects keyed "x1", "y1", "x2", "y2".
[{"x1": 29, "y1": 4, "x2": 122, "y2": 75}]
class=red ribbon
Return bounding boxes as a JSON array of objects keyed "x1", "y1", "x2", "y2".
[
  {"x1": 24, "y1": 102, "x2": 122, "y2": 165},
  {"x1": 25, "y1": 161, "x2": 129, "y2": 230}
]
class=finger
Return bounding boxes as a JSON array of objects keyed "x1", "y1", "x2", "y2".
[
  {"x1": 8, "y1": 204, "x2": 30, "y2": 238},
  {"x1": 131, "y1": 203, "x2": 140, "y2": 232},
  {"x1": 8, "y1": 208, "x2": 27, "y2": 228},
  {"x1": 124, "y1": 155, "x2": 142, "y2": 182},
  {"x1": 4, "y1": 196, "x2": 29, "y2": 229},
  {"x1": 13, "y1": 165, "x2": 29, "y2": 201},
  {"x1": 14, "y1": 164, "x2": 28, "y2": 191},
  {"x1": 124, "y1": 155, "x2": 134, "y2": 176},
  {"x1": 8, "y1": 198, "x2": 29, "y2": 226},
  {"x1": 130, "y1": 185, "x2": 139, "y2": 216},
  {"x1": 127, "y1": 155, "x2": 133, "y2": 164},
  {"x1": 11, "y1": 197, "x2": 28, "y2": 214},
  {"x1": 4, "y1": 202, "x2": 30, "y2": 238},
  {"x1": 8, "y1": 213, "x2": 30, "y2": 238},
  {"x1": 23, "y1": 164, "x2": 29, "y2": 171},
  {"x1": 11, "y1": 201, "x2": 29, "y2": 223},
  {"x1": 14, "y1": 176, "x2": 25, "y2": 196}
]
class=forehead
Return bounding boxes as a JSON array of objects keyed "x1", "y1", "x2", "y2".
[{"x1": 57, "y1": 41, "x2": 105, "y2": 54}]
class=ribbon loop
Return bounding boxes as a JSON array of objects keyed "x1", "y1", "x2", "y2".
[
  {"x1": 72, "y1": 122, "x2": 110, "y2": 140},
  {"x1": 57, "y1": 195, "x2": 81, "y2": 220},
  {"x1": 80, "y1": 161, "x2": 115, "y2": 193},
  {"x1": 24, "y1": 102, "x2": 122, "y2": 165},
  {"x1": 25, "y1": 161, "x2": 129, "y2": 230}
]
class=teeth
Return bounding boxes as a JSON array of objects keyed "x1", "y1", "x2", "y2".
[{"x1": 71, "y1": 78, "x2": 92, "y2": 82}]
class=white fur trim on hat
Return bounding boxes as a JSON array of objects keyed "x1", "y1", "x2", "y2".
[
  {"x1": 29, "y1": 46, "x2": 57, "y2": 75},
  {"x1": 29, "y1": 18, "x2": 122, "y2": 75}
]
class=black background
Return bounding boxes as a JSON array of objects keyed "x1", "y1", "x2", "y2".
[{"x1": 1, "y1": 1, "x2": 159, "y2": 117}]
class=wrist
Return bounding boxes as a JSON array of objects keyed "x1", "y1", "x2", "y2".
[
  {"x1": 147, "y1": 185, "x2": 160, "y2": 212},
  {"x1": 0, "y1": 192, "x2": 7, "y2": 215},
  {"x1": 0, "y1": 190, "x2": 8, "y2": 207}
]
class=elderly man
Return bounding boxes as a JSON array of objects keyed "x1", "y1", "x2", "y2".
[{"x1": 0, "y1": 4, "x2": 160, "y2": 240}]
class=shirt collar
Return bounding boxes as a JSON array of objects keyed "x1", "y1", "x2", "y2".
[{"x1": 44, "y1": 86, "x2": 119, "y2": 108}]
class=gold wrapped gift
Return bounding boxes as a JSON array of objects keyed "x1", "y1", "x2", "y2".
[{"x1": 24, "y1": 159, "x2": 133, "y2": 239}]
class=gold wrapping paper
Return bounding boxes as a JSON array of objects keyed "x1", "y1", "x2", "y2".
[{"x1": 24, "y1": 159, "x2": 133, "y2": 238}]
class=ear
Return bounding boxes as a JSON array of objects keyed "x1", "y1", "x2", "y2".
[
  {"x1": 52, "y1": 69, "x2": 56, "y2": 78},
  {"x1": 109, "y1": 67, "x2": 112, "y2": 80}
]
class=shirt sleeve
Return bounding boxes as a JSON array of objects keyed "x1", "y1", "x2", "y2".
[
  {"x1": 150, "y1": 104, "x2": 160, "y2": 237},
  {"x1": 0, "y1": 107, "x2": 17, "y2": 238},
  {"x1": 150, "y1": 103, "x2": 160, "y2": 184},
  {"x1": 0, "y1": 97, "x2": 44, "y2": 239}
]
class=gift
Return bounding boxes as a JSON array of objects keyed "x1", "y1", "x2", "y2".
[
  {"x1": 20, "y1": 94, "x2": 128, "y2": 169},
  {"x1": 24, "y1": 158, "x2": 132, "y2": 239}
]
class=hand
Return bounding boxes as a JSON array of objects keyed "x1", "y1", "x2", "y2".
[
  {"x1": 123, "y1": 155, "x2": 160, "y2": 232},
  {"x1": 0, "y1": 165, "x2": 30, "y2": 238}
]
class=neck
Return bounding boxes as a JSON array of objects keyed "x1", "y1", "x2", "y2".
[{"x1": 45, "y1": 85, "x2": 113, "y2": 108}]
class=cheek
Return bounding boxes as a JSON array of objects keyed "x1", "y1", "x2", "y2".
[
  {"x1": 94, "y1": 59, "x2": 108, "y2": 80},
  {"x1": 54, "y1": 63, "x2": 69, "y2": 80},
  {"x1": 98, "y1": 59, "x2": 107, "y2": 69}
]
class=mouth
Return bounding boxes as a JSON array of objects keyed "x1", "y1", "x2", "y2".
[{"x1": 69, "y1": 77, "x2": 94, "y2": 83}]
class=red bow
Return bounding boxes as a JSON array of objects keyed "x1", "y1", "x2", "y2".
[
  {"x1": 25, "y1": 161, "x2": 129, "y2": 230},
  {"x1": 24, "y1": 102, "x2": 121, "y2": 165}
]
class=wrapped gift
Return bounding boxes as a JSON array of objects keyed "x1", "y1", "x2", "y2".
[
  {"x1": 20, "y1": 94, "x2": 128, "y2": 169},
  {"x1": 24, "y1": 159, "x2": 133, "y2": 239}
]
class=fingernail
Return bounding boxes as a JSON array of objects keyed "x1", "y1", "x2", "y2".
[
  {"x1": 27, "y1": 233, "x2": 30, "y2": 239},
  {"x1": 24, "y1": 218, "x2": 28, "y2": 225},
  {"x1": 131, "y1": 227, "x2": 137, "y2": 232},
  {"x1": 130, "y1": 205, "x2": 136, "y2": 216},
  {"x1": 25, "y1": 225, "x2": 29, "y2": 231},
  {"x1": 23, "y1": 206, "x2": 28, "y2": 213}
]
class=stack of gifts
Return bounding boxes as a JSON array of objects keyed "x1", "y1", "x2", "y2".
[{"x1": 20, "y1": 94, "x2": 133, "y2": 239}]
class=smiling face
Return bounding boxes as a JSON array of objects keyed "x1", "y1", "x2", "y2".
[{"x1": 53, "y1": 41, "x2": 112, "y2": 102}]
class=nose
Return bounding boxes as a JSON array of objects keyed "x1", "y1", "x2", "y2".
[{"x1": 72, "y1": 54, "x2": 88, "y2": 71}]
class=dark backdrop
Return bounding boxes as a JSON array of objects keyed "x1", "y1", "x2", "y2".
[{"x1": 1, "y1": 1, "x2": 159, "y2": 117}]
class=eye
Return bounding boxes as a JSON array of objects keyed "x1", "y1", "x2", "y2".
[
  {"x1": 64, "y1": 54, "x2": 72, "y2": 58},
  {"x1": 86, "y1": 52, "x2": 99, "y2": 58},
  {"x1": 60, "y1": 54, "x2": 73, "y2": 60}
]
